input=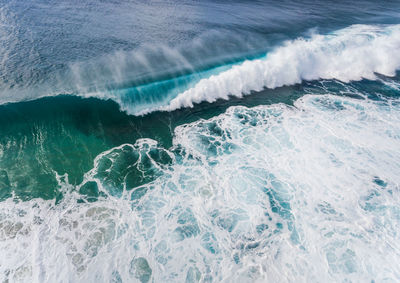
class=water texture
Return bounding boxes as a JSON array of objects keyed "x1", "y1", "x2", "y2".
[{"x1": 1, "y1": 0, "x2": 400, "y2": 282}]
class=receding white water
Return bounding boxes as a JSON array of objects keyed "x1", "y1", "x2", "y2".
[{"x1": 1, "y1": 94, "x2": 400, "y2": 282}]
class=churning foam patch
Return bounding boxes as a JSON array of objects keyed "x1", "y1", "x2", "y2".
[
  {"x1": 1, "y1": 94, "x2": 400, "y2": 282},
  {"x1": 127, "y1": 24, "x2": 400, "y2": 115}
]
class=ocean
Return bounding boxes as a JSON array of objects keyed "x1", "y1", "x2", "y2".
[{"x1": 1, "y1": 0, "x2": 400, "y2": 282}]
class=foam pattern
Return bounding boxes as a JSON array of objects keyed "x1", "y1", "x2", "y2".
[{"x1": 1, "y1": 94, "x2": 400, "y2": 282}]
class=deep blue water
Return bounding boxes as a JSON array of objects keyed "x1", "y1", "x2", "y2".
[{"x1": 1, "y1": 0, "x2": 400, "y2": 282}]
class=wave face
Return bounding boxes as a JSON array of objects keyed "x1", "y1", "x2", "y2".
[
  {"x1": 131, "y1": 24, "x2": 399, "y2": 114},
  {"x1": 1, "y1": 94, "x2": 400, "y2": 282}
]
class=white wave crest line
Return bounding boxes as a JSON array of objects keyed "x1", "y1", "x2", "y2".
[{"x1": 133, "y1": 24, "x2": 400, "y2": 115}]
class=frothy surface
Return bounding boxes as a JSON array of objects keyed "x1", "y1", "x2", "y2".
[{"x1": 2, "y1": 94, "x2": 400, "y2": 282}]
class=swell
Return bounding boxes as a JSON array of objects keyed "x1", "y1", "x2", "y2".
[{"x1": 2, "y1": 24, "x2": 400, "y2": 116}]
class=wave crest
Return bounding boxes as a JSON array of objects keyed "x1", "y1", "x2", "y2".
[{"x1": 132, "y1": 24, "x2": 400, "y2": 114}]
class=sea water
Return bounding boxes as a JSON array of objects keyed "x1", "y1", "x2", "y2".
[{"x1": 1, "y1": 0, "x2": 400, "y2": 282}]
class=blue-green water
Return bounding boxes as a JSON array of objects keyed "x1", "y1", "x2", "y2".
[{"x1": 1, "y1": 0, "x2": 400, "y2": 282}]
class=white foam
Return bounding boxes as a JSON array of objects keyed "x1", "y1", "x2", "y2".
[
  {"x1": 131, "y1": 24, "x2": 400, "y2": 114},
  {"x1": 1, "y1": 94, "x2": 400, "y2": 282}
]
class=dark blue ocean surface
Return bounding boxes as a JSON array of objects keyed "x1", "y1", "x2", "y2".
[{"x1": 1, "y1": 0, "x2": 400, "y2": 282}]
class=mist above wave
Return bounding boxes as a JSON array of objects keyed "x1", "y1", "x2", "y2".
[{"x1": 0, "y1": 17, "x2": 270, "y2": 105}]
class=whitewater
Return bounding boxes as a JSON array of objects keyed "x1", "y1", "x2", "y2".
[{"x1": 1, "y1": 93, "x2": 400, "y2": 282}]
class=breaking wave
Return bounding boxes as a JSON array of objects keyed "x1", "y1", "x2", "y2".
[{"x1": 128, "y1": 24, "x2": 400, "y2": 115}]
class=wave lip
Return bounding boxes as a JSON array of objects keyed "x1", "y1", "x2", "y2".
[{"x1": 130, "y1": 24, "x2": 400, "y2": 114}]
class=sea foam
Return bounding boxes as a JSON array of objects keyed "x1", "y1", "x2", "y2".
[{"x1": 1, "y1": 94, "x2": 400, "y2": 282}]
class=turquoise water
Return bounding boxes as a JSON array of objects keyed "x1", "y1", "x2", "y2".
[{"x1": 1, "y1": 0, "x2": 400, "y2": 282}]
